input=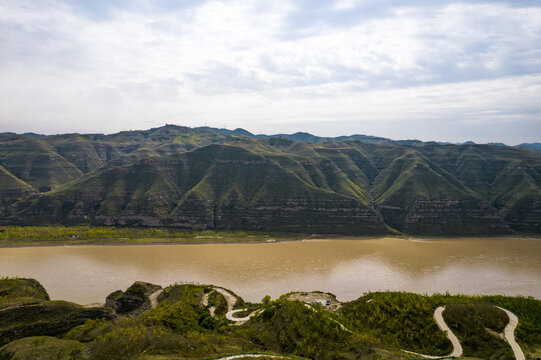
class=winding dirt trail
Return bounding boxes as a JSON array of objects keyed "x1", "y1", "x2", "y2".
[
  {"x1": 402, "y1": 306, "x2": 462, "y2": 359},
  {"x1": 403, "y1": 305, "x2": 526, "y2": 360},
  {"x1": 214, "y1": 287, "x2": 237, "y2": 313},
  {"x1": 209, "y1": 354, "x2": 304, "y2": 360},
  {"x1": 204, "y1": 287, "x2": 261, "y2": 324},
  {"x1": 434, "y1": 306, "x2": 463, "y2": 358},
  {"x1": 495, "y1": 306, "x2": 525, "y2": 360},
  {"x1": 148, "y1": 289, "x2": 163, "y2": 309},
  {"x1": 226, "y1": 308, "x2": 263, "y2": 323}
]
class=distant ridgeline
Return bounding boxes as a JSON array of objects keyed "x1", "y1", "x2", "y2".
[{"x1": 1, "y1": 125, "x2": 540, "y2": 235}]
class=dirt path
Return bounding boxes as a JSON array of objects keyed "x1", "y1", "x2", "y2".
[
  {"x1": 402, "y1": 306, "x2": 462, "y2": 359},
  {"x1": 201, "y1": 291, "x2": 216, "y2": 317},
  {"x1": 208, "y1": 287, "x2": 261, "y2": 324},
  {"x1": 148, "y1": 289, "x2": 163, "y2": 309},
  {"x1": 495, "y1": 306, "x2": 525, "y2": 360},
  {"x1": 434, "y1": 306, "x2": 463, "y2": 358},
  {"x1": 209, "y1": 354, "x2": 303, "y2": 360},
  {"x1": 303, "y1": 303, "x2": 352, "y2": 333},
  {"x1": 214, "y1": 287, "x2": 237, "y2": 313},
  {"x1": 226, "y1": 308, "x2": 263, "y2": 323},
  {"x1": 212, "y1": 287, "x2": 269, "y2": 325}
]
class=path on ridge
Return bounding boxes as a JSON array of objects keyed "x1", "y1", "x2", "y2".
[{"x1": 496, "y1": 306, "x2": 525, "y2": 360}]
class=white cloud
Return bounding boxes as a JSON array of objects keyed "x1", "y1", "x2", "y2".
[{"x1": 0, "y1": 0, "x2": 540, "y2": 143}]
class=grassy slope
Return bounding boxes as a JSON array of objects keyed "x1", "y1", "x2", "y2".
[
  {"x1": 0, "y1": 167, "x2": 36, "y2": 214},
  {"x1": 0, "y1": 136, "x2": 85, "y2": 190},
  {"x1": 2, "y1": 128, "x2": 541, "y2": 234},
  {"x1": 1, "y1": 279, "x2": 541, "y2": 360},
  {"x1": 443, "y1": 303, "x2": 513, "y2": 359},
  {"x1": 0, "y1": 279, "x2": 114, "y2": 347}
]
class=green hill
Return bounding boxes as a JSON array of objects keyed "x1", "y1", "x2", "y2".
[
  {"x1": 2, "y1": 278, "x2": 540, "y2": 360},
  {"x1": 1, "y1": 126, "x2": 540, "y2": 235}
]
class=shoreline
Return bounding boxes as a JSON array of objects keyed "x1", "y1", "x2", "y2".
[{"x1": 1, "y1": 234, "x2": 539, "y2": 249}]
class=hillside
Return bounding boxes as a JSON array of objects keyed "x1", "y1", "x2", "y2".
[
  {"x1": 2, "y1": 278, "x2": 541, "y2": 360},
  {"x1": 1, "y1": 125, "x2": 540, "y2": 235}
]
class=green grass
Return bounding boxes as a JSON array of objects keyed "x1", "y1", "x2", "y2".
[
  {"x1": 0, "y1": 278, "x2": 49, "y2": 301},
  {"x1": 0, "y1": 226, "x2": 304, "y2": 246},
  {"x1": 0, "y1": 336, "x2": 85, "y2": 360},
  {"x1": 340, "y1": 292, "x2": 452, "y2": 356}
]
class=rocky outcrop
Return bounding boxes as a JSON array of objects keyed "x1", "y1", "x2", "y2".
[
  {"x1": 0, "y1": 278, "x2": 50, "y2": 301},
  {"x1": 0, "y1": 278, "x2": 114, "y2": 344},
  {"x1": 0, "y1": 301, "x2": 114, "y2": 343},
  {"x1": 105, "y1": 281, "x2": 162, "y2": 316}
]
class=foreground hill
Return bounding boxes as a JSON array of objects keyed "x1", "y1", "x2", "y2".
[
  {"x1": 1, "y1": 125, "x2": 540, "y2": 235},
  {"x1": 1, "y1": 278, "x2": 540, "y2": 360}
]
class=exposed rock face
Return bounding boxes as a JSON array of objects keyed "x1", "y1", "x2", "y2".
[
  {"x1": 402, "y1": 200, "x2": 509, "y2": 235},
  {"x1": 0, "y1": 301, "x2": 114, "y2": 343},
  {"x1": 505, "y1": 199, "x2": 541, "y2": 233},
  {"x1": 168, "y1": 197, "x2": 389, "y2": 234},
  {"x1": 0, "y1": 278, "x2": 114, "y2": 344},
  {"x1": 105, "y1": 281, "x2": 162, "y2": 316}
]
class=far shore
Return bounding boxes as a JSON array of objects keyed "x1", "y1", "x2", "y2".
[{"x1": 1, "y1": 233, "x2": 539, "y2": 248}]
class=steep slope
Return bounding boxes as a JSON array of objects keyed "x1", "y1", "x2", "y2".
[
  {"x1": 12, "y1": 143, "x2": 389, "y2": 234},
  {"x1": 0, "y1": 165, "x2": 36, "y2": 200},
  {"x1": 0, "y1": 135, "x2": 83, "y2": 192},
  {"x1": 2, "y1": 126, "x2": 540, "y2": 235},
  {"x1": 0, "y1": 165, "x2": 37, "y2": 220},
  {"x1": 418, "y1": 145, "x2": 541, "y2": 233},
  {"x1": 367, "y1": 149, "x2": 506, "y2": 235},
  {"x1": 0, "y1": 126, "x2": 230, "y2": 192}
]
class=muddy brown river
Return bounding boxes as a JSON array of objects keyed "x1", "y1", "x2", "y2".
[{"x1": 1, "y1": 237, "x2": 540, "y2": 304}]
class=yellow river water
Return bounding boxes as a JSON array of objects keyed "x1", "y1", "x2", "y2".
[{"x1": 1, "y1": 237, "x2": 540, "y2": 304}]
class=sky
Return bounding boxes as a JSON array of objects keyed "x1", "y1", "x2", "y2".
[{"x1": 0, "y1": 0, "x2": 540, "y2": 144}]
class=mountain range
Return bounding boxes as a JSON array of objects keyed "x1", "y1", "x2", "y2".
[{"x1": 1, "y1": 125, "x2": 540, "y2": 235}]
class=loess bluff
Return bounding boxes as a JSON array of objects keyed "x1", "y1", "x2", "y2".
[{"x1": 1, "y1": 125, "x2": 540, "y2": 235}]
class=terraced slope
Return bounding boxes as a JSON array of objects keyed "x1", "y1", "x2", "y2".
[{"x1": 1, "y1": 126, "x2": 540, "y2": 234}]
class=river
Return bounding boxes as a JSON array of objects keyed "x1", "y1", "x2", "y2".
[{"x1": 1, "y1": 237, "x2": 539, "y2": 304}]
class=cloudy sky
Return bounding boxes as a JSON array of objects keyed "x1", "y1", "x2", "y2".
[{"x1": 1, "y1": 0, "x2": 540, "y2": 144}]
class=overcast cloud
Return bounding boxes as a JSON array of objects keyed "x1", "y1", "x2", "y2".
[{"x1": 0, "y1": 0, "x2": 540, "y2": 144}]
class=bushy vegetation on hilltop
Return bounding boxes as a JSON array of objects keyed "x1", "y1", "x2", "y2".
[
  {"x1": 341, "y1": 291, "x2": 541, "y2": 359},
  {"x1": 443, "y1": 303, "x2": 513, "y2": 359},
  {"x1": 1, "y1": 278, "x2": 541, "y2": 359},
  {"x1": 340, "y1": 292, "x2": 452, "y2": 355}
]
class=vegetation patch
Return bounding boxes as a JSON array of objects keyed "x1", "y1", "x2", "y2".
[
  {"x1": 0, "y1": 226, "x2": 301, "y2": 246},
  {"x1": 2, "y1": 278, "x2": 541, "y2": 360},
  {"x1": 443, "y1": 303, "x2": 513, "y2": 359},
  {"x1": 0, "y1": 278, "x2": 49, "y2": 301},
  {"x1": 340, "y1": 292, "x2": 452, "y2": 356},
  {"x1": 0, "y1": 336, "x2": 84, "y2": 360}
]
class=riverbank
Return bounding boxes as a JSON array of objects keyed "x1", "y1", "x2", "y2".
[
  {"x1": 0, "y1": 225, "x2": 310, "y2": 247},
  {"x1": 1, "y1": 225, "x2": 538, "y2": 248}
]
